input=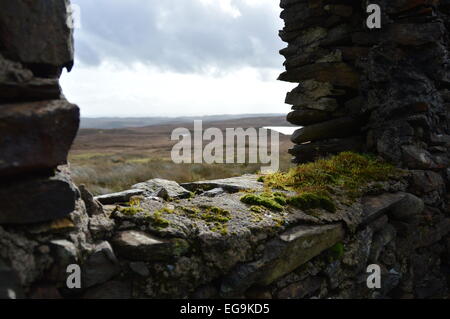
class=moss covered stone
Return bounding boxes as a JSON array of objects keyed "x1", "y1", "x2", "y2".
[
  {"x1": 240, "y1": 193, "x2": 287, "y2": 211},
  {"x1": 287, "y1": 192, "x2": 336, "y2": 213},
  {"x1": 261, "y1": 152, "x2": 399, "y2": 212},
  {"x1": 263, "y1": 152, "x2": 398, "y2": 196}
]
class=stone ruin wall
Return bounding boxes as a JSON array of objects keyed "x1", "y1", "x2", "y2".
[{"x1": 0, "y1": 0, "x2": 449, "y2": 299}]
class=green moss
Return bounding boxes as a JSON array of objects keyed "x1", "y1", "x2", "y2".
[
  {"x1": 272, "y1": 217, "x2": 285, "y2": 228},
  {"x1": 250, "y1": 205, "x2": 264, "y2": 213},
  {"x1": 287, "y1": 192, "x2": 336, "y2": 213},
  {"x1": 119, "y1": 206, "x2": 144, "y2": 216},
  {"x1": 240, "y1": 193, "x2": 287, "y2": 211},
  {"x1": 264, "y1": 152, "x2": 398, "y2": 196},
  {"x1": 211, "y1": 223, "x2": 228, "y2": 236},
  {"x1": 156, "y1": 207, "x2": 175, "y2": 214},
  {"x1": 262, "y1": 152, "x2": 399, "y2": 211},
  {"x1": 200, "y1": 206, "x2": 231, "y2": 223},
  {"x1": 180, "y1": 206, "x2": 201, "y2": 216},
  {"x1": 118, "y1": 197, "x2": 144, "y2": 216},
  {"x1": 147, "y1": 210, "x2": 170, "y2": 228},
  {"x1": 328, "y1": 242, "x2": 345, "y2": 260}
]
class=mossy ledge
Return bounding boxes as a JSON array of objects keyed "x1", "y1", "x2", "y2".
[
  {"x1": 242, "y1": 152, "x2": 400, "y2": 214},
  {"x1": 263, "y1": 152, "x2": 399, "y2": 195}
]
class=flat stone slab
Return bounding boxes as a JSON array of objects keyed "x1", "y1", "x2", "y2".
[
  {"x1": 220, "y1": 223, "x2": 345, "y2": 296},
  {"x1": 132, "y1": 178, "x2": 191, "y2": 200},
  {"x1": 95, "y1": 189, "x2": 144, "y2": 205},
  {"x1": 0, "y1": 171, "x2": 78, "y2": 224},
  {"x1": 112, "y1": 230, "x2": 189, "y2": 262},
  {"x1": 361, "y1": 192, "x2": 406, "y2": 226},
  {"x1": 181, "y1": 174, "x2": 264, "y2": 193},
  {"x1": 0, "y1": 99, "x2": 79, "y2": 177}
]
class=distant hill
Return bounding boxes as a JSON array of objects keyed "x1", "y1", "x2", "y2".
[{"x1": 80, "y1": 113, "x2": 288, "y2": 129}]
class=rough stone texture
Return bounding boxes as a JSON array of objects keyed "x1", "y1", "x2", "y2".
[
  {"x1": 132, "y1": 178, "x2": 191, "y2": 200},
  {"x1": 181, "y1": 174, "x2": 264, "y2": 193},
  {"x1": 280, "y1": 0, "x2": 450, "y2": 173},
  {"x1": 0, "y1": 0, "x2": 74, "y2": 76},
  {"x1": 112, "y1": 230, "x2": 189, "y2": 262},
  {"x1": 94, "y1": 189, "x2": 145, "y2": 205},
  {"x1": 0, "y1": 169, "x2": 79, "y2": 224},
  {"x1": 0, "y1": 99, "x2": 79, "y2": 177}
]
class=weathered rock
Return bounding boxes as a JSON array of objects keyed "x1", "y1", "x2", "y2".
[
  {"x1": 0, "y1": 78, "x2": 61, "y2": 102},
  {"x1": 202, "y1": 187, "x2": 226, "y2": 197},
  {"x1": 278, "y1": 63, "x2": 360, "y2": 89},
  {"x1": 291, "y1": 117, "x2": 360, "y2": 144},
  {"x1": 286, "y1": 80, "x2": 344, "y2": 104},
  {"x1": 342, "y1": 228, "x2": 373, "y2": 273},
  {"x1": 388, "y1": 22, "x2": 444, "y2": 46},
  {"x1": 0, "y1": 171, "x2": 79, "y2": 224},
  {"x1": 181, "y1": 174, "x2": 264, "y2": 193},
  {"x1": 221, "y1": 224, "x2": 345, "y2": 295},
  {"x1": 132, "y1": 178, "x2": 191, "y2": 200},
  {"x1": 369, "y1": 224, "x2": 397, "y2": 263},
  {"x1": 289, "y1": 136, "x2": 364, "y2": 163},
  {"x1": 361, "y1": 193, "x2": 406, "y2": 226},
  {"x1": 287, "y1": 109, "x2": 331, "y2": 126},
  {"x1": 129, "y1": 261, "x2": 149, "y2": 277},
  {"x1": 81, "y1": 241, "x2": 120, "y2": 289},
  {"x1": 0, "y1": 258, "x2": 24, "y2": 299},
  {"x1": 112, "y1": 230, "x2": 190, "y2": 262},
  {"x1": 276, "y1": 276, "x2": 323, "y2": 299},
  {"x1": 0, "y1": 0, "x2": 74, "y2": 75},
  {"x1": 408, "y1": 170, "x2": 446, "y2": 206},
  {"x1": 292, "y1": 98, "x2": 339, "y2": 112},
  {"x1": 0, "y1": 54, "x2": 61, "y2": 102},
  {"x1": 48, "y1": 239, "x2": 78, "y2": 283},
  {"x1": 0, "y1": 99, "x2": 79, "y2": 177},
  {"x1": 89, "y1": 214, "x2": 115, "y2": 240},
  {"x1": 79, "y1": 185, "x2": 103, "y2": 216},
  {"x1": 402, "y1": 145, "x2": 437, "y2": 169},
  {"x1": 389, "y1": 193, "x2": 424, "y2": 221},
  {"x1": 94, "y1": 189, "x2": 144, "y2": 205}
]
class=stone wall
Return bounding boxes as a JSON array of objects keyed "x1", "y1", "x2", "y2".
[{"x1": 0, "y1": 0, "x2": 449, "y2": 299}]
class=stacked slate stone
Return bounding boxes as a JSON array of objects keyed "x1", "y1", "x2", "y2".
[
  {"x1": 279, "y1": 0, "x2": 450, "y2": 170},
  {"x1": 0, "y1": 1, "x2": 80, "y2": 224}
]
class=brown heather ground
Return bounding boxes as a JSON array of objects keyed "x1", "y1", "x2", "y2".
[{"x1": 69, "y1": 116, "x2": 296, "y2": 195}]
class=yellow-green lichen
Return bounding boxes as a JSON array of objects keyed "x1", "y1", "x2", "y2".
[
  {"x1": 147, "y1": 210, "x2": 170, "y2": 228},
  {"x1": 211, "y1": 223, "x2": 228, "y2": 236},
  {"x1": 272, "y1": 217, "x2": 285, "y2": 228},
  {"x1": 118, "y1": 197, "x2": 144, "y2": 215},
  {"x1": 200, "y1": 206, "x2": 231, "y2": 223}
]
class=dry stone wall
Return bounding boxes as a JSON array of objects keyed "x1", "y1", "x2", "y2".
[
  {"x1": 0, "y1": 0, "x2": 449, "y2": 299},
  {"x1": 281, "y1": 0, "x2": 450, "y2": 170}
]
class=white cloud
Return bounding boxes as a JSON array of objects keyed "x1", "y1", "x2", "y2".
[
  {"x1": 60, "y1": 61, "x2": 293, "y2": 117},
  {"x1": 65, "y1": 0, "x2": 288, "y2": 117},
  {"x1": 197, "y1": 0, "x2": 242, "y2": 18}
]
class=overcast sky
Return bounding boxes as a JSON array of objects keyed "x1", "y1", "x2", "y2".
[{"x1": 60, "y1": 0, "x2": 292, "y2": 117}]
